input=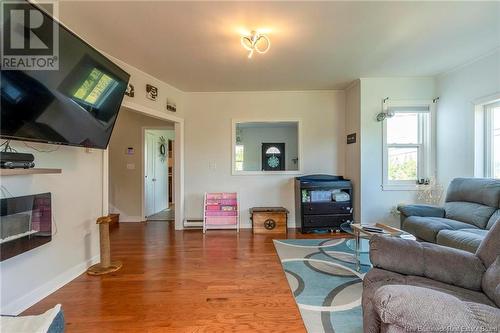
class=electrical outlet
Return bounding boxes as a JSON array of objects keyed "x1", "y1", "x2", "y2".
[{"x1": 126, "y1": 163, "x2": 135, "y2": 170}]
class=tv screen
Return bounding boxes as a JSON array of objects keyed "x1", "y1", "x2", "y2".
[{"x1": 0, "y1": 1, "x2": 130, "y2": 149}]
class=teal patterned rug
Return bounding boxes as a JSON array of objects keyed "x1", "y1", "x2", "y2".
[{"x1": 273, "y1": 238, "x2": 371, "y2": 333}]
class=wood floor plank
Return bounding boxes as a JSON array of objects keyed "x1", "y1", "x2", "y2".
[{"x1": 23, "y1": 223, "x2": 347, "y2": 332}]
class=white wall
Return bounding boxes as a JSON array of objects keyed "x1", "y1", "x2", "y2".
[
  {"x1": 239, "y1": 124, "x2": 299, "y2": 171},
  {"x1": 0, "y1": 142, "x2": 103, "y2": 314},
  {"x1": 108, "y1": 110, "x2": 174, "y2": 221},
  {"x1": 436, "y1": 51, "x2": 500, "y2": 188},
  {"x1": 359, "y1": 77, "x2": 436, "y2": 226},
  {"x1": 345, "y1": 80, "x2": 361, "y2": 221},
  {"x1": 106, "y1": 55, "x2": 186, "y2": 120},
  {"x1": 184, "y1": 91, "x2": 345, "y2": 227}
]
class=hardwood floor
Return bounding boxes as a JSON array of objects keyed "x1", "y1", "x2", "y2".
[{"x1": 24, "y1": 223, "x2": 347, "y2": 332}]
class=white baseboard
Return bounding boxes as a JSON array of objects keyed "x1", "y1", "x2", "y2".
[{"x1": 1, "y1": 255, "x2": 99, "y2": 315}]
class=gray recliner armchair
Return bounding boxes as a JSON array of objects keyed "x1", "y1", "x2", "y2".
[
  {"x1": 399, "y1": 178, "x2": 500, "y2": 252},
  {"x1": 362, "y1": 221, "x2": 500, "y2": 333}
]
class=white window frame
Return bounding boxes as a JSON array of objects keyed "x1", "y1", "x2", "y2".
[
  {"x1": 382, "y1": 100, "x2": 435, "y2": 191},
  {"x1": 484, "y1": 101, "x2": 500, "y2": 178},
  {"x1": 473, "y1": 93, "x2": 500, "y2": 178}
]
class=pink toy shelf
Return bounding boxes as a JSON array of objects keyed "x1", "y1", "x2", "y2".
[{"x1": 203, "y1": 192, "x2": 239, "y2": 233}]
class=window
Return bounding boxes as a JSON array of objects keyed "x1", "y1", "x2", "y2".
[
  {"x1": 484, "y1": 101, "x2": 500, "y2": 178},
  {"x1": 382, "y1": 102, "x2": 434, "y2": 190},
  {"x1": 235, "y1": 145, "x2": 244, "y2": 171}
]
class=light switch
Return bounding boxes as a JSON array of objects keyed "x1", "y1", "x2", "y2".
[
  {"x1": 126, "y1": 163, "x2": 135, "y2": 170},
  {"x1": 209, "y1": 161, "x2": 217, "y2": 170}
]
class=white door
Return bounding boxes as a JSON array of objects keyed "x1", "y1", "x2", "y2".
[{"x1": 145, "y1": 132, "x2": 155, "y2": 217}]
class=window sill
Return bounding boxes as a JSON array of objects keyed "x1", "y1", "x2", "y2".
[{"x1": 381, "y1": 184, "x2": 419, "y2": 191}]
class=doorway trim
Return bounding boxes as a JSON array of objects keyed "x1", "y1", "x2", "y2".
[{"x1": 103, "y1": 100, "x2": 185, "y2": 230}]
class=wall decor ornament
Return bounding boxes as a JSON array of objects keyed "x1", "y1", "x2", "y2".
[
  {"x1": 159, "y1": 136, "x2": 167, "y2": 162},
  {"x1": 125, "y1": 83, "x2": 135, "y2": 97},
  {"x1": 166, "y1": 99, "x2": 177, "y2": 112},
  {"x1": 146, "y1": 84, "x2": 158, "y2": 101}
]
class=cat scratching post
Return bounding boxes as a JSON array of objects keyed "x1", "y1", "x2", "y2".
[{"x1": 87, "y1": 215, "x2": 122, "y2": 275}]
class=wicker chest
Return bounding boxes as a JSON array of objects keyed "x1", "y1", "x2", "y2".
[{"x1": 250, "y1": 207, "x2": 289, "y2": 234}]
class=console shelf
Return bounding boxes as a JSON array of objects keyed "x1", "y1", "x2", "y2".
[{"x1": 0, "y1": 168, "x2": 62, "y2": 176}]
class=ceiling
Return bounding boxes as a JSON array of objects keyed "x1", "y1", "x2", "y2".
[{"x1": 59, "y1": 1, "x2": 500, "y2": 92}]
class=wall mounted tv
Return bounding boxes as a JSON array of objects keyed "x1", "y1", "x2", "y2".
[{"x1": 1, "y1": 1, "x2": 130, "y2": 149}]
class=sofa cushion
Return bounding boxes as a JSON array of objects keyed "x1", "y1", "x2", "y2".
[
  {"x1": 398, "y1": 204, "x2": 445, "y2": 218},
  {"x1": 444, "y1": 201, "x2": 496, "y2": 229},
  {"x1": 364, "y1": 268, "x2": 495, "y2": 307},
  {"x1": 445, "y1": 178, "x2": 500, "y2": 208},
  {"x1": 403, "y1": 216, "x2": 476, "y2": 242},
  {"x1": 373, "y1": 285, "x2": 500, "y2": 332},
  {"x1": 436, "y1": 229, "x2": 487, "y2": 253},
  {"x1": 482, "y1": 257, "x2": 500, "y2": 307},
  {"x1": 487, "y1": 210, "x2": 500, "y2": 230},
  {"x1": 370, "y1": 236, "x2": 486, "y2": 290}
]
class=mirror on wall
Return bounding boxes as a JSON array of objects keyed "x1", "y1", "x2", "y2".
[{"x1": 232, "y1": 121, "x2": 300, "y2": 174}]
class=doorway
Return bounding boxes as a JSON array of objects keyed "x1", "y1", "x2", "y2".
[
  {"x1": 106, "y1": 102, "x2": 184, "y2": 229},
  {"x1": 144, "y1": 128, "x2": 175, "y2": 221}
]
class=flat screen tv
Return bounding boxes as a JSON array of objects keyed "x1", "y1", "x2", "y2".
[{"x1": 1, "y1": 1, "x2": 130, "y2": 149}]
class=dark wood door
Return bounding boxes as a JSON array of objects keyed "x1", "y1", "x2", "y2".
[{"x1": 262, "y1": 143, "x2": 285, "y2": 171}]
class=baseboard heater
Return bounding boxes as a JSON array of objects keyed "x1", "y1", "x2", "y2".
[{"x1": 183, "y1": 218, "x2": 203, "y2": 228}]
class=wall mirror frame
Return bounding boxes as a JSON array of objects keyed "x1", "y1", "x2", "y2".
[{"x1": 231, "y1": 119, "x2": 303, "y2": 175}]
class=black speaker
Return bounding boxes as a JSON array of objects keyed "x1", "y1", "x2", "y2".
[{"x1": 0, "y1": 152, "x2": 35, "y2": 169}]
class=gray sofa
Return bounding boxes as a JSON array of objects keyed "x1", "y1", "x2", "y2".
[
  {"x1": 362, "y1": 221, "x2": 500, "y2": 333},
  {"x1": 399, "y1": 178, "x2": 500, "y2": 252}
]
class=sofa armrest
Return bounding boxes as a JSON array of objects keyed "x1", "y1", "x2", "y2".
[
  {"x1": 374, "y1": 285, "x2": 500, "y2": 332},
  {"x1": 369, "y1": 236, "x2": 486, "y2": 290},
  {"x1": 397, "y1": 204, "x2": 445, "y2": 218}
]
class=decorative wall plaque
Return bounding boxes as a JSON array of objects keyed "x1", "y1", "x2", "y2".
[{"x1": 146, "y1": 84, "x2": 158, "y2": 101}]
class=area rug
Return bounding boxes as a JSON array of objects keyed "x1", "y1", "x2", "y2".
[{"x1": 273, "y1": 238, "x2": 371, "y2": 333}]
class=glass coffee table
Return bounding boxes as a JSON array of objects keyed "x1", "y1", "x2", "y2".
[{"x1": 340, "y1": 221, "x2": 416, "y2": 271}]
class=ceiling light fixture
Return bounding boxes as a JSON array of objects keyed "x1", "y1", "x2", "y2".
[{"x1": 240, "y1": 31, "x2": 271, "y2": 59}]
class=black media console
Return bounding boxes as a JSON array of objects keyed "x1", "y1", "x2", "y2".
[{"x1": 294, "y1": 175, "x2": 353, "y2": 233}]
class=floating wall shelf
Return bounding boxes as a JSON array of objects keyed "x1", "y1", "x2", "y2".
[{"x1": 0, "y1": 168, "x2": 62, "y2": 176}]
